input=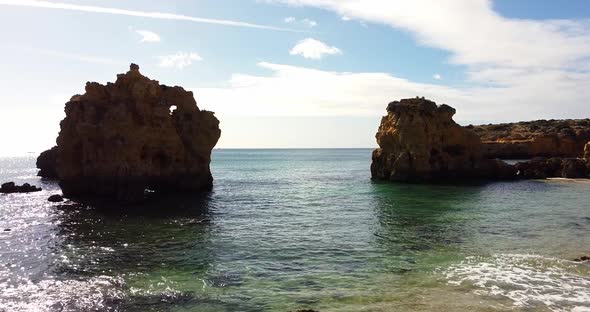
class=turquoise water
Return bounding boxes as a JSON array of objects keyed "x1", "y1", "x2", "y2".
[{"x1": 0, "y1": 149, "x2": 589, "y2": 311}]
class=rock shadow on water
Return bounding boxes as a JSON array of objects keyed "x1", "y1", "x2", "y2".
[{"x1": 43, "y1": 193, "x2": 220, "y2": 311}]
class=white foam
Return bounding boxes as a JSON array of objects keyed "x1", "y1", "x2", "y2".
[{"x1": 443, "y1": 254, "x2": 590, "y2": 312}]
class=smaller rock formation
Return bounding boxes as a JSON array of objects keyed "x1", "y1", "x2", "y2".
[
  {"x1": 371, "y1": 98, "x2": 515, "y2": 182},
  {"x1": 0, "y1": 182, "x2": 42, "y2": 193},
  {"x1": 48, "y1": 194, "x2": 64, "y2": 202},
  {"x1": 36, "y1": 146, "x2": 58, "y2": 179},
  {"x1": 574, "y1": 256, "x2": 590, "y2": 262}
]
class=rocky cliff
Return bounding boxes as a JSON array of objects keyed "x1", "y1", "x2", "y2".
[
  {"x1": 371, "y1": 98, "x2": 590, "y2": 182},
  {"x1": 467, "y1": 119, "x2": 590, "y2": 159},
  {"x1": 371, "y1": 98, "x2": 515, "y2": 182},
  {"x1": 38, "y1": 64, "x2": 221, "y2": 201}
]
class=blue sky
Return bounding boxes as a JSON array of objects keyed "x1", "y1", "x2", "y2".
[{"x1": 1, "y1": 0, "x2": 590, "y2": 154}]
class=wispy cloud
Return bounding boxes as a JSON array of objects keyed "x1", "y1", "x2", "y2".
[
  {"x1": 195, "y1": 62, "x2": 590, "y2": 123},
  {"x1": 433, "y1": 73, "x2": 442, "y2": 80},
  {"x1": 284, "y1": 16, "x2": 317, "y2": 28},
  {"x1": 290, "y1": 38, "x2": 341, "y2": 59},
  {"x1": 159, "y1": 51, "x2": 202, "y2": 69},
  {"x1": 136, "y1": 30, "x2": 160, "y2": 43},
  {"x1": 0, "y1": 0, "x2": 300, "y2": 32}
]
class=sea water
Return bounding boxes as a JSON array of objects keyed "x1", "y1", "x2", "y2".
[{"x1": 0, "y1": 149, "x2": 589, "y2": 311}]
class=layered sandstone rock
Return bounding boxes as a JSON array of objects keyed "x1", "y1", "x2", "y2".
[
  {"x1": 468, "y1": 120, "x2": 590, "y2": 159},
  {"x1": 38, "y1": 64, "x2": 221, "y2": 201},
  {"x1": 371, "y1": 98, "x2": 515, "y2": 182}
]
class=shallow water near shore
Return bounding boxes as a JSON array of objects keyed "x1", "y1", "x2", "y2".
[{"x1": 1, "y1": 149, "x2": 589, "y2": 311}]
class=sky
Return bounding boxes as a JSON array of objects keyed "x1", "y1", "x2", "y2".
[{"x1": 1, "y1": 0, "x2": 590, "y2": 155}]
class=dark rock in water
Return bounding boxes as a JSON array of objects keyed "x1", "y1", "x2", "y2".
[
  {"x1": 561, "y1": 158, "x2": 589, "y2": 178},
  {"x1": 3, "y1": 229, "x2": 10, "y2": 232},
  {"x1": 515, "y1": 157, "x2": 589, "y2": 179},
  {"x1": 38, "y1": 64, "x2": 221, "y2": 202},
  {"x1": 36, "y1": 146, "x2": 58, "y2": 179},
  {"x1": 0, "y1": 182, "x2": 42, "y2": 193},
  {"x1": 48, "y1": 194, "x2": 64, "y2": 202},
  {"x1": 293, "y1": 310, "x2": 319, "y2": 312},
  {"x1": 574, "y1": 256, "x2": 590, "y2": 262},
  {"x1": 515, "y1": 158, "x2": 562, "y2": 179}
]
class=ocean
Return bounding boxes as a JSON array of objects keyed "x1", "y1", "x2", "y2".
[{"x1": 0, "y1": 149, "x2": 589, "y2": 311}]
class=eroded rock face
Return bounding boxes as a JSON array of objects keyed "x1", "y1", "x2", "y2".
[
  {"x1": 371, "y1": 98, "x2": 514, "y2": 182},
  {"x1": 39, "y1": 64, "x2": 221, "y2": 201},
  {"x1": 468, "y1": 120, "x2": 590, "y2": 159},
  {"x1": 36, "y1": 146, "x2": 58, "y2": 179}
]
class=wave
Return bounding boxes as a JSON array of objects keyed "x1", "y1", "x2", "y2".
[{"x1": 442, "y1": 253, "x2": 590, "y2": 311}]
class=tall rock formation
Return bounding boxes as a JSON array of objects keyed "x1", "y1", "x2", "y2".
[
  {"x1": 38, "y1": 64, "x2": 221, "y2": 201},
  {"x1": 371, "y1": 98, "x2": 514, "y2": 182}
]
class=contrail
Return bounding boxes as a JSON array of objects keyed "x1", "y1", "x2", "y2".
[{"x1": 0, "y1": 0, "x2": 301, "y2": 32}]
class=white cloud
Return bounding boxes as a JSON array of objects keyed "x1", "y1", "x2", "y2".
[
  {"x1": 194, "y1": 62, "x2": 590, "y2": 124},
  {"x1": 136, "y1": 30, "x2": 160, "y2": 43},
  {"x1": 267, "y1": 1, "x2": 590, "y2": 98},
  {"x1": 283, "y1": 16, "x2": 317, "y2": 28},
  {"x1": 341, "y1": 16, "x2": 351, "y2": 21},
  {"x1": 290, "y1": 38, "x2": 341, "y2": 59},
  {"x1": 276, "y1": 1, "x2": 590, "y2": 69},
  {"x1": 159, "y1": 52, "x2": 202, "y2": 69},
  {"x1": 433, "y1": 73, "x2": 442, "y2": 80},
  {"x1": 0, "y1": 0, "x2": 300, "y2": 32}
]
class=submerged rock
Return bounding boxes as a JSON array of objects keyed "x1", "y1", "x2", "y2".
[
  {"x1": 0, "y1": 182, "x2": 42, "y2": 193},
  {"x1": 371, "y1": 98, "x2": 514, "y2": 182},
  {"x1": 48, "y1": 194, "x2": 64, "y2": 202},
  {"x1": 37, "y1": 64, "x2": 221, "y2": 202}
]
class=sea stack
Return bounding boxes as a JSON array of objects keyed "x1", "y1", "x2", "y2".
[
  {"x1": 38, "y1": 64, "x2": 221, "y2": 202},
  {"x1": 371, "y1": 97, "x2": 514, "y2": 182}
]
